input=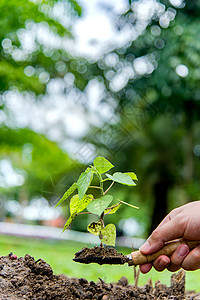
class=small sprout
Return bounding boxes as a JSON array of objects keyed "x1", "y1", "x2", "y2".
[
  {"x1": 56, "y1": 156, "x2": 138, "y2": 247},
  {"x1": 134, "y1": 266, "x2": 140, "y2": 287}
]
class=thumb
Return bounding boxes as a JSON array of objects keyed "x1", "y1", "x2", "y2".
[{"x1": 139, "y1": 217, "x2": 185, "y2": 254}]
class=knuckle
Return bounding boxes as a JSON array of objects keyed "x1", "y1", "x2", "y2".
[
  {"x1": 175, "y1": 213, "x2": 186, "y2": 226},
  {"x1": 170, "y1": 207, "x2": 179, "y2": 215},
  {"x1": 153, "y1": 256, "x2": 169, "y2": 272},
  {"x1": 151, "y1": 229, "x2": 162, "y2": 241}
]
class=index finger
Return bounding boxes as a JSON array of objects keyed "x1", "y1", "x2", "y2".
[{"x1": 140, "y1": 216, "x2": 186, "y2": 254}]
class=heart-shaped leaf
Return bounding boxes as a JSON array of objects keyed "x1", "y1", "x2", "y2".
[
  {"x1": 87, "y1": 195, "x2": 113, "y2": 216},
  {"x1": 106, "y1": 172, "x2": 136, "y2": 186},
  {"x1": 93, "y1": 156, "x2": 114, "y2": 174},
  {"x1": 87, "y1": 221, "x2": 102, "y2": 236},
  {"x1": 101, "y1": 224, "x2": 116, "y2": 246}
]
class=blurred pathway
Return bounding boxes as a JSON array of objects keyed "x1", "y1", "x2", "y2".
[{"x1": 0, "y1": 222, "x2": 145, "y2": 249}]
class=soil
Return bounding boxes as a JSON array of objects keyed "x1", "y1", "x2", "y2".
[
  {"x1": 73, "y1": 246, "x2": 129, "y2": 265},
  {"x1": 0, "y1": 253, "x2": 199, "y2": 299}
]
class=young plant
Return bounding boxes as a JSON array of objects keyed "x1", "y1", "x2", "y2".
[{"x1": 56, "y1": 156, "x2": 138, "y2": 247}]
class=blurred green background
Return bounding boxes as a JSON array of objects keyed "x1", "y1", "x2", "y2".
[{"x1": 0, "y1": 0, "x2": 200, "y2": 291}]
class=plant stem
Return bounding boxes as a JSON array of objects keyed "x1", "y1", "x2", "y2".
[
  {"x1": 119, "y1": 200, "x2": 139, "y2": 209},
  {"x1": 76, "y1": 212, "x2": 92, "y2": 215},
  {"x1": 134, "y1": 268, "x2": 140, "y2": 288},
  {"x1": 100, "y1": 218, "x2": 105, "y2": 228},
  {"x1": 101, "y1": 178, "x2": 110, "y2": 182},
  {"x1": 89, "y1": 186, "x2": 102, "y2": 189},
  {"x1": 133, "y1": 265, "x2": 137, "y2": 281},
  {"x1": 100, "y1": 212, "x2": 105, "y2": 228},
  {"x1": 103, "y1": 181, "x2": 114, "y2": 195},
  {"x1": 97, "y1": 173, "x2": 104, "y2": 196},
  {"x1": 104, "y1": 201, "x2": 121, "y2": 215}
]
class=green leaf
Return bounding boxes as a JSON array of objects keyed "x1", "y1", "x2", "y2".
[
  {"x1": 93, "y1": 156, "x2": 114, "y2": 174},
  {"x1": 124, "y1": 172, "x2": 138, "y2": 181},
  {"x1": 101, "y1": 224, "x2": 116, "y2": 246},
  {"x1": 77, "y1": 168, "x2": 93, "y2": 200},
  {"x1": 62, "y1": 213, "x2": 76, "y2": 233},
  {"x1": 87, "y1": 221, "x2": 102, "y2": 236},
  {"x1": 87, "y1": 195, "x2": 113, "y2": 216},
  {"x1": 106, "y1": 172, "x2": 136, "y2": 186},
  {"x1": 55, "y1": 182, "x2": 77, "y2": 207},
  {"x1": 70, "y1": 194, "x2": 94, "y2": 215},
  {"x1": 104, "y1": 202, "x2": 121, "y2": 215},
  {"x1": 0, "y1": 61, "x2": 45, "y2": 94},
  {"x1": 61, "y1": 193, "x2": 94, "y2": 234}
]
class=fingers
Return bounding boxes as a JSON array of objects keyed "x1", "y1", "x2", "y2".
[
  {"x1": 140, "y1": 256, "x2": 170, "y2": 273},
  {"x1": 152, "y1": 255, "x2": 170, "y2": 271},
  {"x1": 167, "y1": 244, "x2": 200, "y2": 272},
  {"x1": 140, "y1": 244, "x2": 189, "y2": 274},
  {"x1": 140, "y1": 215, "x2": 186, "y2": 255},
  {"x1": 182, "y1": 245, "x2": 200, "y2": 271},
  {"x1": 140, "y1": 263, "x2": 152, "y2": 274},
  {"x1": 167, "y1": 244, "x2": 189, "y2": 272},
  {"x1": 139, "y1": 201, "x2": 200, "y2": 273},
  {"x1": 140, "y1": 245, "x2": 200, "y2": 273}
]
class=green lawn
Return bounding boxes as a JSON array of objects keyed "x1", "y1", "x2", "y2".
[{"x1": 0, "y1": 234, "x2": 199, "y2": 292}]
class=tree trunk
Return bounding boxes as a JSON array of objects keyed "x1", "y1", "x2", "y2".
[
  {"x1": 150, "y1": 179, "x2": 171, "y2": 233},
  {"x1": 183, "y1": 128, "x2": 194, "y2": 184}
]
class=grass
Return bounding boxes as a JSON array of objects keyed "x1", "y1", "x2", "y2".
[{"x1": 0, "y1": 234, "x2": 200, "y2": 292}]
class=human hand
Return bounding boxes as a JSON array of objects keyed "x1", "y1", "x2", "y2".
[{"x1": 139, "y1": 201, "x2": 200, "y2": 273}]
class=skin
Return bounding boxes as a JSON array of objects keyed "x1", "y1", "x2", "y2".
[{"x1": 139, "y1": 201, "x2": 200, "y2": 273}]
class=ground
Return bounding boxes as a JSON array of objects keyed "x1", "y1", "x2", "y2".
[{"x1": 0, "y1": 253, "x2": 199, "y2": 299}]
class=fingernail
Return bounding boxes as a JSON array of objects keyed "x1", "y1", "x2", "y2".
[
  {"x1": 178, "y1": 245, "x2": 189, "y2": 258},
  {"x1": 139, "y1": 241, "x2": 151, "y2": 252},
  {"x1": 158, "y1": 258, "x2": 169, "y2": 268}
]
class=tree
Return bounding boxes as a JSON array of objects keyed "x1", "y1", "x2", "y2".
[
  {"x1": 0, "y1": 0, "x2": 83, "y2": 208},
  {"x1": 0, "y1": 126, "x2": 75, "y2": 203},
  {"x1": 0, "y1": 0, "x2": 82, "y2": 95},
  {"x1": 83, "y1": 0, "x2": 200, "y2": 232}
]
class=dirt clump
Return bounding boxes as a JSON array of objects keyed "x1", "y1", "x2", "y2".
[
  {"x1": 73, "y1": 246, "x2": 129, "y2": 265},
  {"x1": 0, "y1": 253, "x2": 199, "y2": 299}
]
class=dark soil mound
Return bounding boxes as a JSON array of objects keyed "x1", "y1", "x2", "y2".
[
  {"x1": 73, "y1": 246, "x2": 129, "y2": 265},
  {"x1": 0, "y1": 253, "x2": 199, "y2": 299}
]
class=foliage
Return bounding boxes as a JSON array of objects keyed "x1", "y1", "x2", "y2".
[
  {"x1": 81, "y1": 0, "x2": 200, "y2": 231},
  {"x1": 1, "y1": 0, "x2": 200, "y2": 234},
  {"x1": 56, "y1": 156, "x2": 138, "y2": 246},
  {"x1": 0, "y1": 0, "x2": 83, "y2": 95},
  {"x1": 0, "y1": 126, "x2": 74, "y2": 200},
  {"x1": 0, "y1": 0, "x2": 84, "y2": 206}
]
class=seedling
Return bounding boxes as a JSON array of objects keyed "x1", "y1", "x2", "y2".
[{"x1": 56, "y1": 156, "x2": 138, "y2": 247}]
